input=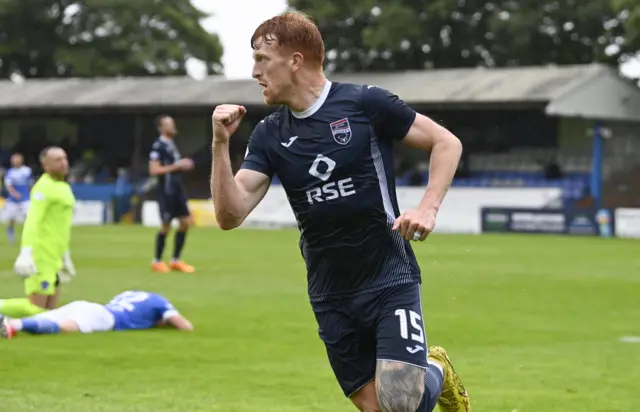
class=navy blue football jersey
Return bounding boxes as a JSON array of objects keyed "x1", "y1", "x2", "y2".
[
  {"x1": 149, "y1": 136, "x2": 185, "y2": 195},
  {"x1": 241, "y1": 82, "x2": 422, "y2": 302}
]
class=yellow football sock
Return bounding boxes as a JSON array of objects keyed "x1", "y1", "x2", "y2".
[{"x1": 0, "y1": 298, "x2": 46, "y2": 318}]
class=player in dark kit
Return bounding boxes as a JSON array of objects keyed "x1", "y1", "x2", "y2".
[
  {"x1": 148, "y1": 115, "x2": 196, "y2": 273},
  {"x1": 211, "y1": 12, "x2": 470, "y2": 412}
]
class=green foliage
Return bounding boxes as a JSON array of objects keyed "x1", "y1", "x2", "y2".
[
  {"x1": 290, "y1": 0, "x2": 632, "y2": 72},
  {"x1": 613, "y1": 0, "x2": 640, "y2": 59},
  {"x1": 0, "y1": 0, "x2": 223, "y2": 78}
]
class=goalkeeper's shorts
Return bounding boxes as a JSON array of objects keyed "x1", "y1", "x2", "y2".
[{"x1": 24, "y1": 268, "x2": 59, "y2": 296}]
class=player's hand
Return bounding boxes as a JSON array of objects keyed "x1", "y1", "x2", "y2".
[
  {"x1": 14, "y1": 247, "x2": 38, "y2": 278},
  {"x1": 212, "y1": 104, "x2": 247, "y2": 143},
  {"x1": 176, "y1": 158, "x2": 195, "y2": 171},
  {"x1": 392, "y1": 207, "x2": 437, "y2": 242},
  {"x1": 57, "y1": 271, "x2": 73, "y2": 284},
  {"x1": 58, "y1": 251, "x2": 76, "y2": 283}
]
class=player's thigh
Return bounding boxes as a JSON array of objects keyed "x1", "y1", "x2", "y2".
[
  {"x1": 174, "y1": 192, "x2": 191, "y2": 223},
  {"x1": 24, "y1": 269, "x2": 58, "y2": 297},
  {"x1": 2, "y1": 202, "x2": 19, "y2": 222},
  {"x1": 18, "y1": 201, "x2": 29, "y2": 222},
  {"x1": 375, "y1": 283, "x2": 429, "y2": 369},
  {"x1": 157, "y1": 195, "x2": 174, "y2": 226},
  {"x1": 62, "y1": 301, "x2": 115, "y2": 333},
  {"x1": 313, "y1": 301, "x2": 376, "y2": 399},
  {"x1": 38, "y1": 302, "x2": 77, "y2": 323}
]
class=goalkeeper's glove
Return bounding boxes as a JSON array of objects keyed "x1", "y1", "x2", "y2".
[
  {"x1": 58, "y1": 251, "x2": 76, "y2": 284},
  {"x1": 14, "y1": 247, "x2": 38, "y2": 278}
]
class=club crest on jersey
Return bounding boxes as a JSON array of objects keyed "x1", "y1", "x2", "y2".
[{"x1": 329, "y1": 118, "x2": 352, "y2": 145}]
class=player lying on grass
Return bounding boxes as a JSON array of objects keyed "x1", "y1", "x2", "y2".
[{"x1": 0, "y1": 290, "x2": 193, "y2": 339}]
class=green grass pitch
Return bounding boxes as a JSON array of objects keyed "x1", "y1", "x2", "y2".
[{"x1": 0, "y1": 226, "x2": 638, "y2": 411}]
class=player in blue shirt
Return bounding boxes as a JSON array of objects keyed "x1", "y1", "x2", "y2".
[
  {"x1": 2, "y1": 153, "x2": 32, "y2": 244},
  {"x1": 210, "y1": 12, "x2": 469, "y2": 412},
  {"x1": 0, "y1": 290, "x2": 193, "y2": 339}
]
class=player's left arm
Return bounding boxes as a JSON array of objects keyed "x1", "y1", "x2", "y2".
[
  {"x1": 27, "y1": 167, "x2": 34, "y2": 188},
  {"x1": 363, "y1": 85, "x2": 462, "y2": 241},
  {"x1": 159, "y1": 302, "x2": 193, "y2": 331},
  {"x1": 163, "y1": 314, "x2": 193, "y2": 331},
  {"x1": 403, "y1": 114, "x2": 462, "y2": 213}
]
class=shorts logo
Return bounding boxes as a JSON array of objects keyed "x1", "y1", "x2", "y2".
[
  {"x1": 406, "y1": 345, "x2": 425, "y2": 354},
  {"x1": 41, "y1": 281, "x2": 50, "y2": 290},
  {"x1": 329, "y1": 118, "x2": 352, "y2": 145}
]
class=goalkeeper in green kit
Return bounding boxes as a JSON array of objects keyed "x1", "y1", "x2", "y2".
[{"x1": 0, "y1": 147, "x2": 76, "y2": 318}]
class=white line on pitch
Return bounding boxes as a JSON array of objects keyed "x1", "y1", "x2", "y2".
[{"x1": 619, "y1": 336, "x2": 640, "y2": 343}]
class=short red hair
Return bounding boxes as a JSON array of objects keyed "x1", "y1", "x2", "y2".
[{"x1": 251, "y1": 12, "x2": 325, "y2": 68}]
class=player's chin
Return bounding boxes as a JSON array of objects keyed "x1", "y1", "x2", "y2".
[
  {"x1": 262, "y1": 90, "x2": 280, "y2": 106},
  {"x1": 262, "y1": 94, "x2": 275, "y2": 105}
]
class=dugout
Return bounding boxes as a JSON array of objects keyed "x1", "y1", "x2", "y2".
[{"x1": 0, "y1": 63, "x2": 639, "y2": 208}]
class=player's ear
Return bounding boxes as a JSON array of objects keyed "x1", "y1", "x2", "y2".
[{"x1": 290, "y1": 52, "x2": 304, "y2": 72}]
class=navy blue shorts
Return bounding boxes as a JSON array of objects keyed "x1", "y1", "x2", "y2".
[
  {"x1": 157, "y1": 191, "x2": 190, "y2": 224},
  {"x1": 312, "y1": 282, "x2": 428, "y2": 397}
]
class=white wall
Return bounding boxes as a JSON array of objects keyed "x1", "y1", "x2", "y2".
[{"x1": 142, "y1": 187, "x2": 562, "y2": 234}]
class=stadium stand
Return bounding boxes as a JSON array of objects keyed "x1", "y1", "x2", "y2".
[{"x1": 1, "y1": 63, "x2": 639, "y2": 210}]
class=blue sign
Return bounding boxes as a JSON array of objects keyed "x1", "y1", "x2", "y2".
[{"x1": 481, "y1": 208, "x2": 614, "y2": 236}]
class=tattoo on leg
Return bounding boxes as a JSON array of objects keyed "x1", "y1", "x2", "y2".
[{"x1": 375, "y1": 360, "x2": 425, "y2": 412}]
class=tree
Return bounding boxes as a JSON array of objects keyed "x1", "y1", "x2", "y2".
[
  {"x1": 289, "y1": 0, "x2": 629, "y2": 73},
  {"x1": 0, "y1": 0, "x2": 223, "y2": 78},
  {"x1": 613, "y1": 0, "x2": 640, "y2": 68}
]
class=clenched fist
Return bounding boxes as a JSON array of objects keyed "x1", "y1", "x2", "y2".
[{"x1": 212, "y1": 104, "x2": 247, "y2": 143}]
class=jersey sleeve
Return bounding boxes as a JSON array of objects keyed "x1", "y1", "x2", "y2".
[
  {"x1": 4, "y1": 173, "x2": 13, "y2": 187},
  {"x1": 361, "y1": 85, "x2": 417, "y2": 141},
  {"x1": 21, "y1": 186, "x2": 49, "y2": 248},
  {"x1": 240, "y1": 120, "x2": 274, "y2": 178},
  {"x1": 159, "y1": 298, "x2": 179, "y2": 321},
  {"x1": 149, "y1": 141, "x2": 162, "y2": 161}
]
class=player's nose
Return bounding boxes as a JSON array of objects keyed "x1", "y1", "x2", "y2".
[{"x1": 251, "y1": 65, "x2": 261, "y2": 80}]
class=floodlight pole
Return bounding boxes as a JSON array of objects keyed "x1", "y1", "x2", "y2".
[{"x1": 590, "y1": 122, "x2": 603, "y2": 210}]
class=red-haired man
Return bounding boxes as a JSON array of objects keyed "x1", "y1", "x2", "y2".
[{"x1": 211, "y1": 12, "x2": 469, "y2": 412}]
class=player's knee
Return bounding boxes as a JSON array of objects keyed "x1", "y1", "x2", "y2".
[
  {"x1": 177, "y1": 215, "x2": 191, "y2": 230},
  {"x1": 350, "y1": 381, "x2": 381, "y2": 412},
  {"x1": 58, "y1": 319, "x2": 80, "y2": 333},
  {"x1": 375, "y1": 361, "x2": 425, "y2": 412}
]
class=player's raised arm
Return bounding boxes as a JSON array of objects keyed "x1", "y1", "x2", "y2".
[
  {"x1": 210, "y1": 105, "x2": 271, "y2": 230},
  {"x1": 363, "y1": 85, "x2": 462, "y2": 241}
]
